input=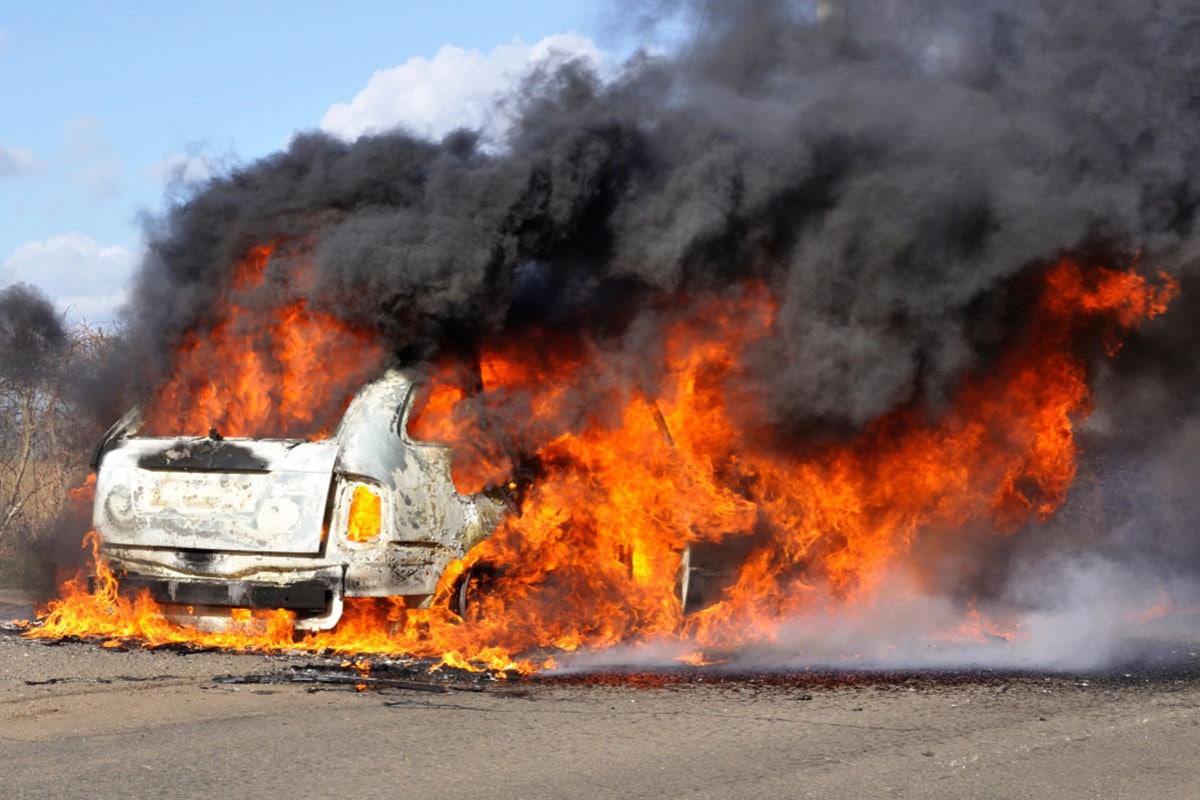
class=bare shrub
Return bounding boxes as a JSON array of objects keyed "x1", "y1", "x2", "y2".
[{"x1": 0, "y1": 285, "x2": 115, "y2": 588}]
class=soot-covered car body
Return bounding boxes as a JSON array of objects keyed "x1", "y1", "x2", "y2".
[{"x1": 91, "y1": 369, "x2": 508, "y2": 630}]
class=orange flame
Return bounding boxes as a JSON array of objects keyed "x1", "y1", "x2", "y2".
[
  {"x1": 34, "y1": 532, "x2": 296, "y2": 651},
  {"x1": 68, "y1": 474, "x2": 96, "y2": 510},
  {"x1": 141, "y1": 245, "x2": 386, "y2": 439},
  {"x1": 30, "y1": 258, "x2": 1178, "y2": 671}
]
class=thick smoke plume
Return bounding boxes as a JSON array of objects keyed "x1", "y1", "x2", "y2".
[{"x1": 100, "y1": 0, "x2": 1200, "y2": 666}]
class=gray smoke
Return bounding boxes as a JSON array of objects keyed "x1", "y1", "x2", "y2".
[
  {"x1": 103, "y1": 0, "x2": 1200, "y2": 661},
  {"x1": 0, "y1": 284, "x2": 66, "y2": 387}
]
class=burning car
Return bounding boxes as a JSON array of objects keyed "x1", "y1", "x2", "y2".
[
  {"x1": 90, "y1": 369, "x2": 512, "y2": 630},
  {"x1": 48, "y1": 258, "x2": 1178, "y2": 660}
]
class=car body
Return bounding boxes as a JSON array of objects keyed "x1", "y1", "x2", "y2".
[{"x1": 91, "y1": 369, "x2": 509, "y2": 630}]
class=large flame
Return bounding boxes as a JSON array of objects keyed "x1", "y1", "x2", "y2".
[
  {"x1": 29, "y1": 257, "x2": 1177, "y2": 671},
  {"x1": 140, "y1": 245, "x2": 387, "y2": 439}
]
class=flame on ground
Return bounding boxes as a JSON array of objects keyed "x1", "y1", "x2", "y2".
[{"x1": 28, "y1": 258, "x2": 1178, "y2": 672}]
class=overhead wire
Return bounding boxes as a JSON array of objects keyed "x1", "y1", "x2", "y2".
[{"x1": 675, "y1": 0, "x2": 712, "y2": 105}]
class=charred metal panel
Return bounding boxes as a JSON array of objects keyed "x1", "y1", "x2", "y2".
[
  {"x1": 388, "y1": 447, "x2": 471, "y2": 548},
  {"x1": 343, "y1": 543, "x2": 457, "y2": 599},
  {"x1": 333, "y1": 370, "x2": 506, "y2": 557},
  {"x1": 100, "y1": 544, "x2": 343, "y2": 586},
  {"x1": 95, "y1": 439, "x2": 338, "y2": 554}
]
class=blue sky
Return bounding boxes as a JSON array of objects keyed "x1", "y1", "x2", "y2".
[{"x1": 0, "y1": 0, "x2": 642, "y2": 323}]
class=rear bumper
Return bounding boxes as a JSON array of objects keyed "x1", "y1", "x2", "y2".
[
  {"x1": 101, "y1": 547, "x2": 348, "y2": 630},
  {"x1": 117, "y1": 575, "x2": 334, "y2": 613}
]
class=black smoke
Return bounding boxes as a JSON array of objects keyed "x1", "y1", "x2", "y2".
[
  {"x1": 105, "y1": 0, "x2": 1200, "y2": 647},
  {"x1": 118, "y1": 2, "x2": 1199, "y2": 420}
]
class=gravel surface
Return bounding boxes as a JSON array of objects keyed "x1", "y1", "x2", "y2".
[{"x1": 3, "y1": 590, "x2": 1200, "y2": 799}]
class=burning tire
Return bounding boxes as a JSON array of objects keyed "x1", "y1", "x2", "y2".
[{"x1": 453, "y1": 563, "x2": 502, "y2": 622}]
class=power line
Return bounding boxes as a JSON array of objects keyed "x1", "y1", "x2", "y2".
[{"x1": 675, "y1": 0, "x2": 712, "y2": 105}]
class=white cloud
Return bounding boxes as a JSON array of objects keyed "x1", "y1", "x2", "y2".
[
  {"x1": 0, "y1": 144, "x2": 44, "y2": 178},
  {"x1": 320, "y1": 32, "x2": 607, "y2": 144},
  {"x1": 66, "y1": 115, "x2": 122, "y2": 197},
  {"x1": 2, "y1": 233, "x2": 138, "y2": 323}
]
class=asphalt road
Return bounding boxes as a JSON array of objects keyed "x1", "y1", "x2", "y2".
[{"x1": 2, "y1": 616, "x2": 1199, "y2": 800}]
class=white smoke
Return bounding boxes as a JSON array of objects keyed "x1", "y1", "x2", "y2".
[{"x1": 549, "y1": 556, "x2": 1200, "y2": 674}]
